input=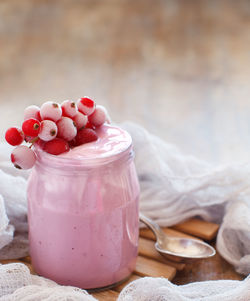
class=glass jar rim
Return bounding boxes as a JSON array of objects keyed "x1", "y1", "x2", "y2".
[
  {"x1": 34, "y1": 125, "x2": 133, "y2": 171},
  {"x1": 35, "y1": 143, "x2": 133, "y2": 170}
]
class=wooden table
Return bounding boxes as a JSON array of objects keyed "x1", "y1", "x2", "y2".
[{"x1": 0, "y1": 0, "x2": 247, "y2": 292}]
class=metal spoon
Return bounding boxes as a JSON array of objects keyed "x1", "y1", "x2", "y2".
[{"x1": 139, "y1": 213, "x2": 216, "y2": 262}]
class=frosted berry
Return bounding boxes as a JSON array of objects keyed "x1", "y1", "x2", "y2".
[
  {"x1": 61, "y1": 100, "x2": 78, "y2": 118},
  {"x1": 57, "y1": 117, "x2": 77, "y2": 141},
  {"x1": 24, "y1": 105, "x2": 41, "y2": 121},
  {"x1": 11, "y1": 145, "x2": 36, "y2": 170},
  {"x1": 22, "y1": 118, "x2": 41, "y2": 137},
  {"x1": 40, "y1": 101, "x2": 62, "y2": 122},
  {"x1": 43, "y1": 138, "x2": 70, "y2": 155},
  {"x1": 73, "y1": 111, "x2": 88, "y2": 129},
  {"x1": 38, "y1": 120, "x2": 58, "y2": 141},
  {"x1": 77, "y1": 97, "x2": 95, "y2": 116},
  {"x1": 75, "y1": 128, "x2": 98, "y2": 146},
  {"x1": 88, "y1": 105, "x2": 107, "y2": 127},
  {"x1": 5, "y1": 127, "x2": 24, "y2": 146},
  {"x1": 100, "y1": 105, "x2": 111, "y2": 124}
]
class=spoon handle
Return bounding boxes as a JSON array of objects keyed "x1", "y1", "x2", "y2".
[{"x1": 139, "y1": 213, "x2": 166, "y2": 244}]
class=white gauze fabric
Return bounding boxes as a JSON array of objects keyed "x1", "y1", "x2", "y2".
[
  {"x1": 0, "y1": 263, "x2": 97, "y2": 300},
  {"x1": 121, "y1": 122, "x2": 250, "y2": 275},
  {"x1": 118, "y1": 276, "x2": 250, "y2": 301},
  {"x1": 0, "y1": 143, "x2": 29, "y2": 260}
]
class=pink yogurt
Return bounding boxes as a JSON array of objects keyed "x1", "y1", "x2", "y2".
[{"x1": 27, "y1": 125, "x2": 140, "y2": 289}]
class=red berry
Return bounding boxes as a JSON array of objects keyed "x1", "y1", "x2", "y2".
[
  {"x1": 74, "y1": 128, "x2": 98, "y2": 146},
  {"x1": 61, "y1": 100, "x2": 78, "y2": 118},
  {"x1": 5, "y1": 127, "x2": 24, "y2": 146},
  {"x1": 24, "y1": 105, "x2": 41, "y2": 121},
  {"x1": 85, "y1": 121, "x2": 95, "y2": 129},
  {"x1": 11, "y1": 145, "x2": 36, "y2": 169},
  {"x1": 43, "y1": 138, "x2": 70, "y2": 155},
  {"x1": 68, "y1": 138, "x2": 77, "y2": 147},
  {"x1": 38, "y1": 120, "x2": 58, "y2": 141},
  {"x1": 40, "y1": 101, "x2": 62, "y2": 122},
  {"x1": 57, "y1": 117, "x2": 77, "y2": 141},
  {"x1": 99, "y1": 105, "x2": 111, "y2": 124},
  {"x1": 22, "y1": 118, "x2": 41, "y2": 137},
  {"x1": 88, "y1": 105, "x2": 107, "y2": 127},
  {"x1": 73, "y1": 111, "x2": 88, "y2": 129},
  {"x1": 37, "y1": 111, "x2": 42, "y2": 121},
  {"x1": 77, "y1": 97, "x2": 95, "y2": 116}
]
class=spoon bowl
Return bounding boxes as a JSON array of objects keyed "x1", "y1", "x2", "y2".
[
  {"x1": 139, "y1": 213, "x2": 216, "y2": 262},
  {"x1": 155, "y1": 237, "x2": 216, "y2": 263}
]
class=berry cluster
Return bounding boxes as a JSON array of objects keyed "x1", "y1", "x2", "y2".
[{"x1": 5, "y1": 97, "x2": 110, "y2": 170}]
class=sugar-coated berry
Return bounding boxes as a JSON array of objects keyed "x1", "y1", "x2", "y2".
[
  {"x1": 40, "y1": 101, "x2": 62, "y2": 122},
  {"x1": 100, "y1": 105, "x2": 111, "y2": 124},
  {"x1": 75, "y1": 128, "x2": 98, "y2": 146},
  {"x1": 38, "y1": 120, "x2": 58, "y2": 141},
  {"x1": 73, "y1": 111, "x2": 88, "y2": 129},
  {"x1": 5, "y1": 127, "x2": 24, "y2": 146},
  {"x1": 88, "y1": 105, "x2": 107, "y2": 127},
  {"x1": 22, "y1": 118, "x2": 41, "y2": 137},
  {"x1": 24, "y1": 105, "x2": 41, "y2": 121},
  {"x1": 57, "y1": 117, "x2": 77, "y2": 141},
  {"x1": 61, "y1": 100, "x2": 78, "y2": 118},
  {"x1": 43, "y1": 138, "x2": 70, "y2": 155},
  {"x1": 77, "y1": 97, "x2": 96, "y2": 116},
  {"x1": 11, "y1": 145, "x2": 36, "y2": 170}
]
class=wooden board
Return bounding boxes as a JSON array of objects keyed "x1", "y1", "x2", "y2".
[
  {"x1": 140, "y1": 226, "x2": 201, "y2": 241},
  {"x1": 114, "y1": 274, "x2": 141, "y2": 293},
  {"x1": 0, "y1": 218, "x2": 221, "y2": 300},
  {"x1": 171, "y1": 219, "x2": 219, "y2": 241},
  {"x1": 135, "y1": 256, "x2": 176, "y2": 279},
  {"x1": 92, "y1": 290, "x2": 119, "y2": 301}
]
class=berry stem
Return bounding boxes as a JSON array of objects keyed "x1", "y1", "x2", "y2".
[{"x1": 29, "y1": 136, "x2": 39, "y2": 147}]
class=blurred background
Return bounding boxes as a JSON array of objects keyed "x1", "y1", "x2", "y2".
[{"x1": 1, "y1": 0, "x2": 250, "y2": 164}]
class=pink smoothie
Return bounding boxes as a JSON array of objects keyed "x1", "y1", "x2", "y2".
[{"x1": 27, "y1": 125, "x2": 140, "y2": 289}]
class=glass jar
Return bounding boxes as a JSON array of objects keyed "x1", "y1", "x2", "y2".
[{"x1": 27, "y1": 125, "x2": 140, "y2": 290}]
